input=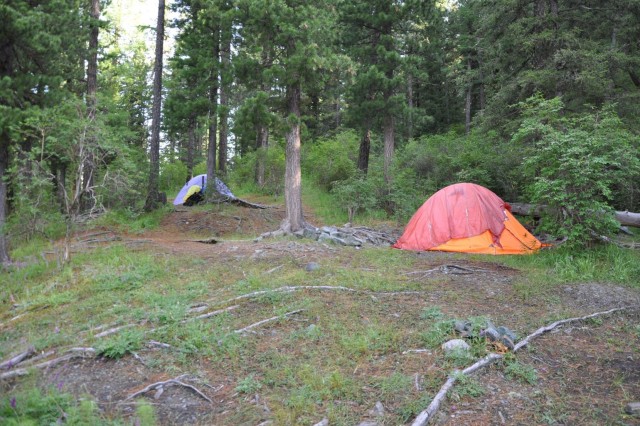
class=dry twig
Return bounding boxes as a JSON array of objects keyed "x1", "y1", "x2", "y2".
[
  {"x1": 233, "y1": 309, "x2": 304, "y2": 335},
  {"x1": 125, "y1": 375, "x2": 213, "y2": 403}
]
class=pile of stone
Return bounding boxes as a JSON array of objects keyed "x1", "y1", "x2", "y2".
[
  {"x1": 295, "y1": 225, "x2": 399, "y2": 247},
  {"x1": 447, "y1": 319, "x2": 518, "y2": 351}
]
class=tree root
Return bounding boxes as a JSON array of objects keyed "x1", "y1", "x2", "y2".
[
  {"x1": 0, "y1": 348, "x2": 96, "y2": 381},
  {"x1": 233, "y1": 309, "x2": 304, "y2": 335},
  {"x1": 410, "y1": 305, "x2": 639, "y2": 426},
  {"x1": 125, "y1": 374, "x2": 213, "y2": 403}
]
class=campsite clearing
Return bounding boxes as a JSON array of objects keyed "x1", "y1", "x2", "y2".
[{"x1": 1, "y1": 202, "x2": 639, "y2": 425}]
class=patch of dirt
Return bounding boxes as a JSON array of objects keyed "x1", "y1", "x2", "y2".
[{"x1": 559, "y1": 283, "x2": 640, "y2": 311}]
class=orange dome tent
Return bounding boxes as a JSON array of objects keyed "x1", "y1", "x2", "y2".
[{"x1": 393, "y1": 183, "x2": 541, "y2": 255}]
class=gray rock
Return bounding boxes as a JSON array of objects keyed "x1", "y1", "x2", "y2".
[
  {"x1": 480, "y1": 327, "x2": 501, "y2": 342},
  {"x1": 305, "y1": 262, "x2": 320, "y2": 272},
  {"x1": 442, "y1": 339, "x2": 470, "y2": 353},
  {"x1": 321, "y1": 226, "x2": 338, "y2": 235},
  {"x1": 626, "y1": 402, "x2": 640, "y2": 417},
  {"x1": 313, "y1": 418, "x2": 329, "y2": 426},
  {"x1": 455, "y1": 320, "x2": 474, "y2": 337},
  {"x1": 368, "y1": 401, "x2": 385, "y2": 417},
  {"x1": 496, "y1": 326, "x2": 517, "y2": 342},
  {"x1": 303, "y1": 227, "x2": 320, "y2": 239}
]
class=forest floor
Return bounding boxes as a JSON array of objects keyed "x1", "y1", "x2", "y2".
[{"x1": 2, "y1": 199, "x2": 640, "y2": 425}]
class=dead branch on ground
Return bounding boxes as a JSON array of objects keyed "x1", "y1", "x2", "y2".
[
  {"x1": 410, "y1": 305, "x2": 639, "y2": 426},
  {"x1": 0, "y1": 348, "x2": 96, "y2": 381},
  {"x1": 0, "y1": 347, "x2": 36, "y2": 370},
  {"x1": 125, "y1": 374, "x2": 213, "y2": 403},
  {"x1": 233, "y1": 309, "x2": 304, "y2": 335}
]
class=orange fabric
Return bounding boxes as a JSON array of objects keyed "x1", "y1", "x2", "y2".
[{"x1": 393, "y1": 183, "x2": 542, "y2": 255}]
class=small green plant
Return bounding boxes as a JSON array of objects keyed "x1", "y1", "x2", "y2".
[
  {"x1": 450, "y1": 372, "x2": 485, "y2": 400},
  {"x1": 133, "y1": 401, "x2": 158, "y2": 426},
  {"x1": 445, "y1": 347, "x2": 476, "y2": 368},
  {"x1": 375, "y1": 372, "x2": 412, "y2": 400},
  {"x1": 504, "y1": 360, "x2": 538, "y2": 384},
  {"x1": 235, "y1": 374, "x2": 263, "y2": 394},
  {"x1": 96, "y1": 328, "x2": 144, "y2": 358},
  {"x1": 421, "y1": 306, "x2": 445, "y2": 321},
  {"x1": 421, "y1": 320, "x2": 454, "y2": 348}
]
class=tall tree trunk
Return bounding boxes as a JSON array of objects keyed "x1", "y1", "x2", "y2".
[
  {"x1": 81, "y1": 0, "x2": 100, "y2": 213},
  {"x1": 0, "y1": 136, "x2": 10, "y2": 264},
  {"x1": 357, "y1": 127, "x2": 371, "y2": 174},
  {"x1": 144, "y1": 0, "x2": 165, "y2": 211},
  {"x1": 283, "y1": 82, "x2": 304, "y2": 232},
  {"x1": 383, "y1": 113, "x2": 395, "y2": 187},
  {"x1": 218, "y1": 31, "x2": 231, "y2": 177},
  {"x1": 206, "y1": 27, "x2": 220, "y2": 200},
  {"x1": 465, "y1": 59, "x2": 472, "y2": 135},
  {"x1": 407, "y1": 73, "x2": 414, "y2": 140},
  {"x1": 187, "y1": 115, "x2": 196, "y2": 178},
  {"x1": 255, "y1": 125, "x2": 268, "y2": 187}
]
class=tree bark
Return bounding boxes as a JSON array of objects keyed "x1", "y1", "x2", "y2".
[
  {"x1": 283, "y1": 82, "x2": 304, "y2": 232},
  {"x1": 206, "y1": 26, "x2": 220, "y2": 200},
  {"x1": 465, "y1": 59, "x2": 472, "y2": 135},
  {"x1": 218, "y1": 29, "x2": 231, "y2": 176},
  {"x1": 81, "y1": 0, "x2": 100, "y2": 213},
  {"x1": 0, "y1": 136, "x2": 10, "y2": 264},
  {"x1": 383, "y1": 113, "x2": 395, "y2": 186},
  {"x1": 509, "y1": 202, "x2": 640, "y2": 228},
  {"x1": 357, "y1": 128, "x2": 371, "y2": 174},
  {"x1": 255, "y1": 125, "x2": 268, "y2": 187},
  {"x1": 144, "y1": 0, "x2": 165, "y2": 211},
  {"x1": 187, "y1": 115, "x2": 196, "y2": 178}
]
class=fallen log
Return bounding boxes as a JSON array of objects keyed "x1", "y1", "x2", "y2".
[{"x1": 509, "y1": 202, "x2": 640, "y2": 228}]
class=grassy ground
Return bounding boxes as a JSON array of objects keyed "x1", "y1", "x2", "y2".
[{"x1": 1, "y1": 201, "x2": 639, "y2": 425}]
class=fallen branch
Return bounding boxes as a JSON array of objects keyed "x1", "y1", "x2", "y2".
[
  {"x1": 0, "y1": 348, "x2": 96, "y2": 381},
  {"x1": 185, "y1": 305, "x2": 239, "y2": 322},
  {"x1": 125, "y1": 375, "x2": 212, "y2": 403},
  {"x1": 410, "y1": 305, "x2": 639, "y2": 426},
  {"x1": 233, "y1": 309, "x2": 304, "y2": 335},
  {"x1": 0, "y1": 347, "x2": 36, "y2": 370}
]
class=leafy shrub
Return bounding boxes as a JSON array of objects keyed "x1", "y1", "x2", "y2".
[
  {"x1": 230, "y1": 145, "x2": 286, "y2": 196},
  {"x1": 331, "y1": 172, "x2": 377, "y2": 222},
  {"x1": 159, "y1": 160, "x2": 188, "y2": 191},
  {"x1": 303, "y1": 130, "x2": 358, "y2": 190},
  {"x1": 515, "y1": 95, "x2": 640, "y2": 247},
  {"x1": 96, "y1": 328, "x2": 144, "y2": 358}
]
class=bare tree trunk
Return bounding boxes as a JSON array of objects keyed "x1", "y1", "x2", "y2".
[
  {"x1": 465, "y1": 59, "x2": 472, "y2": 135},
  {"x1": 255, "y1": 125, "x2": 268, "y2": 187},
  {"x1": 0, "y1": 137, "x2": 10, "y2": 264},
  {"x1": 206, "y1": 26, "x2": 220, "y2": 200},
  {"x1": 383, "y1": 113, "x2": 395, "y2": 186},
  {"x1": 187, "y1": 115, "x2": 196, "y2": 178},
  {"x1": 218, "y1": 31, "x2": 231, "y2": 177},
  {"x1": 407, "y1": 73, "x2": 414, "y2": 140},
  {"x1": 144, "y1": 0, "x2": 165, "y2": 211},
  {"x1": 357, "y1": 128, "x2": 371, "y2": 174},
  {"x1": 81, "y1": 0, "x2": 100, "y2": 213},
  {"x1": 283, "y1": 82, "x2": 304, "y2": 233}
]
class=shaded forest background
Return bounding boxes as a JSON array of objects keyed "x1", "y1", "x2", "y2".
[{"x1": 2, "y1": 0, "x2": 640, "y2": 261}]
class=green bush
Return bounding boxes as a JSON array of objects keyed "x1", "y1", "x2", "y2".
[
  {"x1": 230, "y1": 145, "x2": 286, "y2": 196},
  {"x1": 515, "y1": 95, "x2": 640, "y2": 247},
  {"x1": 159, "y1": 160, "x2": 188, "y2": 191},
  {"x1": 331, "y1": 172, "x2": 377, "y2": 222},
  {"x1": 303, "y1": 130, "x2": 358, "y2": 190}
]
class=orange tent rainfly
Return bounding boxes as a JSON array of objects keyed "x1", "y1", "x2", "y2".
[{"x1": 393, "y1": 183, "x2": 542, "y2": 255}]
